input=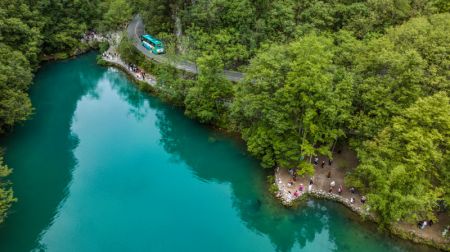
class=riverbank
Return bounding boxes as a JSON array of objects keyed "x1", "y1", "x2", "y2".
[
  {"x1": 100, "y1": 36, "x2": 449, "y2": 251},
  {"x1": 273, "y1": 149, "x2": 450, "y2": 251}
]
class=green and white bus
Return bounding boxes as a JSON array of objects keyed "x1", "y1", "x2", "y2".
[{"x1": 140, "y1": 34, "x2": 165, "y2": 54}]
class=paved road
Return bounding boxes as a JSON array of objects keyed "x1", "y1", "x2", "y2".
[{"x1": 127, "y1": 15, "x2": 244, "y2": 82}]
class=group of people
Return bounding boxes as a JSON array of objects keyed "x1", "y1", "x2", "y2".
[
  {"x1": 126, "y1": 63, "x2": 147, "y2": 81},
  {"x1": 314, "y1": 157, "x2": 332, "y2": 168},
  {"x1": 102, "y1": 52, "x2": 118, "y2": 60},
  {"x1": 82, "y1": 30, "x2": 98, "y2": 42},
  {"x1": 283, "y1": 157, "x2": 369, "y2": 206}
]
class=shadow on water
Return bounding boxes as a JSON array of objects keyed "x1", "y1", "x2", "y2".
[{"x1": 0, "y1": 53, "x2": 100, "y2": 252}]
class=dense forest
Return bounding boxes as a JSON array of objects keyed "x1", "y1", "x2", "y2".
[{"x1": 1, "y1": 0, "x2": 449, "y2": 230}]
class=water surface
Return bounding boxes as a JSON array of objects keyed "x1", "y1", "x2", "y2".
[{"x1": 0, "y1": 53, "x2": 433, "y2": 252}]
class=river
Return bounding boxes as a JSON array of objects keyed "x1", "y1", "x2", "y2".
[{"x1": 0, "y1": 53, "x2": 434, "y2": 251}]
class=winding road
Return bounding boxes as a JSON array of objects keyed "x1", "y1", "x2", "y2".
[{"x1": 127, "y1": 15, "x2": 244, "y2": 82}]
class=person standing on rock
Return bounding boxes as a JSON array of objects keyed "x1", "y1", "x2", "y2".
[
  {"x1": 329, "y1": 187, "x2": 333, "y2": 193},
  {"x1": 321, "y1": 160, "x2": 325, "y2": 168},
  {"x1": 314, "y1": 157, "x2": 319, "y2": 165},
  {"x1": 338, "y1": 185, "x2": 342, "y2": 194}
]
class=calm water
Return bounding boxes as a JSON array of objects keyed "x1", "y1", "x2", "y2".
[{"x1": 0, "y1": 53, "x2": 433, "y2": 252}]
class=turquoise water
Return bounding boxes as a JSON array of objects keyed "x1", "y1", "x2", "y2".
[{"x1": 0, "y1": 53, "x2": 434, "y2": 251}]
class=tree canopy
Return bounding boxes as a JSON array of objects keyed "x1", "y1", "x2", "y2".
[
  {"x1": 231, "y1": 34, "x2": 353, "y2": 173},
  {"x1": 348, "y1": 92, "x2": 450, "y2": 224}
]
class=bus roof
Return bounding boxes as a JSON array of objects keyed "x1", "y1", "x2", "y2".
[{"x1": 142, "y1": 34, "x2": 162, "y2": 46}]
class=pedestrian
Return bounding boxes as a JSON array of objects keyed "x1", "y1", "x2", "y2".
[
  {"x1": 309, "y1": 178, "x2": 314, "y2": 185},
  {"x1": 350, "y1": 197, "x2": 355, "y2": 204},
  {"x1": 308, "y1": 184, "x2": 312, "y2": 192},
  {"x1": 328, "y1": 159, "x2": 332, "y2": 166},
  {"x1": 417, "y1": 221, "x2": 423, "y2": 229},
  {"x1": 329, "y1": 187, "x2": 333, "y2": 193},
  {"x1": 350, "y1": 187, "x2": 355, "y2": 194},
  {"x1": 327, "y1": 171, "x2": 331, "y2": 178},
  {"x1": 321, "y1": 160, "x2": 325, "y2": 168},
  {"x1": 330, "y1": 180, "x2": 335, "y2": 187},
  {"x1": 299, "y1": 184, "x2": 304, "y2": 192},
  {"x1": 360, "y1": 196, "x2": 366, "y2": 204},
  {"x1": 314, "y1": 157, "x2": 319, "y2": 165},
  {"x1": 420, "y1": 221, "x2": 427, "y2": 229},
  {"x1": 429, "y1": 219, "x2": 433, "y2": 226},
  {"x1": 338, "y1": 185, "x2": 342, "y2": 194}
]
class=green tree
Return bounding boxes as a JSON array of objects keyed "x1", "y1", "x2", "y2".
[
  {"x1": 184, "y1": 51, "x2": 232, "y2": 124},
  {"x1": 232, "y1": 34, "x2": 353, "y2": 172},
  {"x1": 348, "y1": 92, "x2": 450, "y2": 224},
  {"x1": 0, "y1": 44, "x2": 33, "y2": 133},
  {"x1": 0, "y1": 155, "x2": 16, "y2": 223},
  {"x1": 99, "y1": 0, "x2": 132, "y2": 31},
  {"x1": 349, "y1": 13, "x2": 450, "y2": 145}
]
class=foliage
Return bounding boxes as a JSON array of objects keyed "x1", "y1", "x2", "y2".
[
  {"x1": 0, "y1": 156, "x2": 16, "y2": 224},
  {"x1": 155, "y1": 65, "x2": 192, "y2": 106},
  {"x1": 348, "y1": 13, "x2": 450, "y2": 145},
  {"x1": 0, "y1": 44, "x2": 33, "y2": 133},
  {"x1": 98, "y1": 0, "x2": 132, "y2": 32},
  {"x1": 231, "y1": 34, "x2": 353, "y2": 171},
  {"x1": 134, "y1": 0, "x2": 445, "y2": 68},
  {"x1": 348, "y1": 93, "x2": 450, "y2": 224},
  {"x1": 98, "y1": 41, "x2": 110, "y2": 53},
  {"x1": 117, "y1": 36, "x2": 143, "y2": 64},
  {"x1": 184, "y1": 51, "x2": 232, "y2": 124}
]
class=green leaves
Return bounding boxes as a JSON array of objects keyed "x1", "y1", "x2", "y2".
[
  {"x1": 349, "y1": 13, "x2": 450, "y2": 145},
  {"x1": 184, "y1": 51, "x2": 232, "y2": 124},
  {"x1": 0, "y1": 44, "x2": 33, "y2": 133},
  {"x1": 0, "y1": 156, "x2": 16, "y2": 224},
  {"x1": 349, "y1": 92, "x2": 450, "y2": 224},
  {"x1": 99, "y1": 0, "x2": 132, "y2": 32},
  {"x1": 232, "y1": 34, "x2": 353, "y2": 172}
]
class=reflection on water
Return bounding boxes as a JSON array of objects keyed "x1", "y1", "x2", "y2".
[{"x1": 0, "y1": 53, "x2": 435, "y2": 252}]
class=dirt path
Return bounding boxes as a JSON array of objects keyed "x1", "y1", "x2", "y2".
[{"x1": 274, "y1": 146, "x2": 449, "y2": 249}]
